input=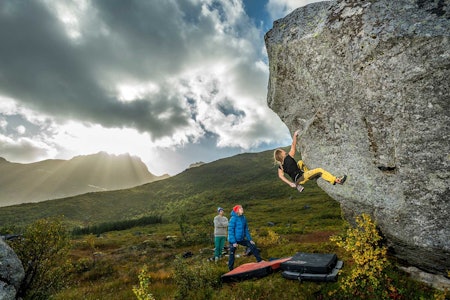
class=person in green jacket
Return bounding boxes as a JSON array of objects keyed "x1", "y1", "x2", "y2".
[{"x1": 213, "y1": 207, "x2": 228, "y2": 262}]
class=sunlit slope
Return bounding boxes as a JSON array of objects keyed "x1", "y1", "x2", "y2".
[
  {"x1": 0, "y1": 152, "x2": 166, "y2": 207},
  {"x1": 0, "y1": 149, "x2": 314, "y2": 227}
]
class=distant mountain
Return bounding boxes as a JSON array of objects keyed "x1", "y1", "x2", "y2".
[{"x1": 0, "y1": 152, "x2": 169, "y2": 207}]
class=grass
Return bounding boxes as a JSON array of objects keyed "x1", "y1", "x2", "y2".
[{"x1": 50, "y1": 196, "x2": 443, "y2": 299}]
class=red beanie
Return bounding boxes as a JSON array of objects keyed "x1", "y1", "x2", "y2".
[{"x1": 233, "y1": 205, "x2": 241, "y2": 212}]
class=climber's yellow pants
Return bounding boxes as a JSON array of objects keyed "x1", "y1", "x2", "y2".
[{"x1": 296, "y1": 160, "x2": 336, "y2": 185}]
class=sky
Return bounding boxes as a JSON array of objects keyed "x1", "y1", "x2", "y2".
[{"x1": 0, "y1": 0, "x2": 320, "y2": 176}]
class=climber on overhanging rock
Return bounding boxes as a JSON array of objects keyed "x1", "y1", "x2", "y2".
[{"x1": 273, "y1": 129, "x2": 346, "y2": 193}]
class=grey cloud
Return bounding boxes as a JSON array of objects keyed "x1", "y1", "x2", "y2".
[
  {"x1": 0, "y1": 0, "x2": 287, "y2": 163},
  {"x1": 0, "y1": 136, "x2": 49, "y2": 162},
  {"x1": 86, "y1": 1, "x2": 191, "y2": 77},
  {"x1": 97, "y1": 93, "x2": 190, "y2": 138},
  {"x1": 217, "y1": 100, "x2": 246, "y2": 118},
  {"x1": 0, "y1": 0, "x2": 206, "y2": 138},
  {"x1": 0, "y1": 115, "x2": 35, "y2": 137}
]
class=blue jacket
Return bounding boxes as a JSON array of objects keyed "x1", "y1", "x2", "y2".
[{"x1": 228, "y1": 210, "x2": 252, "y2": 244}]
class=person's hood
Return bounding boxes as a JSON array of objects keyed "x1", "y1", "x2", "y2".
[
  {"x1": 230, "y1": 210, "x2": 244, "y2": 218},
  {"x1": 230, "y1": 210, "x2": 238, "y2": 218}
]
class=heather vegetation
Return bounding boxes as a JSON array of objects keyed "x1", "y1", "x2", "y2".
[
  {"x1": 1, "y1": 150, "x2": 447, "y2": 299},
  {"x1": 7, "y1": 218, "x2": 72, "y2": 300}
]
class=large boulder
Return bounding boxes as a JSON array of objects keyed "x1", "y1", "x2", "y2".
[
  {"x1": 0, "y1": 239, "x2": 24, "y2": 300},
  {"x1": 265, "y1": 0, "x2": 449, "y2": 276}
]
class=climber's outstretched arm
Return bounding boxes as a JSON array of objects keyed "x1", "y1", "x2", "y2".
[{"x1": 288, "y1": 130, "x2": 301, "y2": 157}]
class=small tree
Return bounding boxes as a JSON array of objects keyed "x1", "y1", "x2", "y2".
[
  {"x1": 132, "y1": 265, "x2": 155, "y2": 300},
  {"x1": 8, "y1": 217, "x2": 71, "y2": 300}
]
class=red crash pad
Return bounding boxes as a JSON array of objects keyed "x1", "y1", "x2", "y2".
[{"x1": 221, "y1": 257, "x2": 292, "y2": 283}]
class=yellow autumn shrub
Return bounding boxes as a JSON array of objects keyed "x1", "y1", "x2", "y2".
[
  {"x1": 252, "y1": 229, "x2": 285, "y2": 247},
  {"x1": 133, "y1": 265, "x2": 155, "y2": 300},
  {"x1": 330, "y1": 213, "x2": 391, "y2": 298}
]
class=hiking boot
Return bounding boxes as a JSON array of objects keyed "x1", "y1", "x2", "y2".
[
  {"x1": 336, "y1": 175, "x2": 347, "y2": 185},
  {"x1": 296, "y1": 185, "x2": 304, "y2": 193}
]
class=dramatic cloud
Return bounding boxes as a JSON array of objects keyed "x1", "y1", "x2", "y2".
[{"x1": 0, "y1": 0, "x2": 317, "y2": 175}]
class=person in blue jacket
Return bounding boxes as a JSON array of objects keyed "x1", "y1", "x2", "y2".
[{"x1": 227, "y1": 204, "x2": 262, "y2": 270}]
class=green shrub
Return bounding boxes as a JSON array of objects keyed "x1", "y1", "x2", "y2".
[
  {"x1": 330, "y1": 213, "x2": 392, "y2": 299},
  {"x1": 172, "y1": 256, "x2": 223, "y2": 299},
  {"x1": 8, "y1": 217, "x2": 71, "y2": 300},
  {"x1": 133, "y1": 265, "x2": 155, "y2": 300}
]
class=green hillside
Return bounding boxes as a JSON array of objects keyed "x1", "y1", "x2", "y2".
[
  {"x1": 1, "y1": 149, "x2": 442, "y2": 299},
  {"x1": 0, "y1": 149, "x2": 301, "y2": 228}
]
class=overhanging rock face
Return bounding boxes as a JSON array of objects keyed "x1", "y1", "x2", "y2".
[{"x1": 265, "y1": 0, "x2": 449, "y2": 275}]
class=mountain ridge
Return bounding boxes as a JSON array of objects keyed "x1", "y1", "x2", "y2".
[{"x1": 0, "y1": 152, "x2": 169, "y2": 207}]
